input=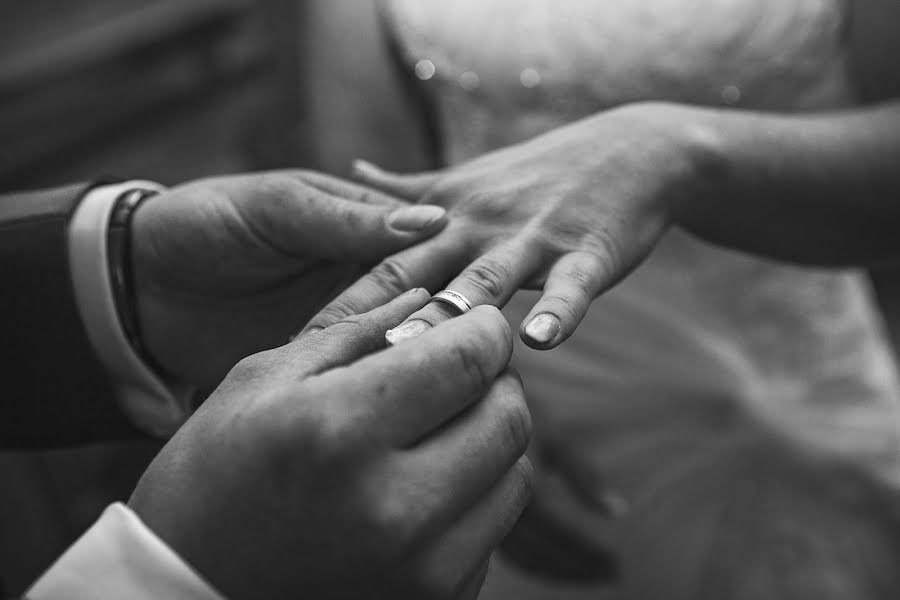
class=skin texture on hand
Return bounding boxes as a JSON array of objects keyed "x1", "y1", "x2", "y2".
[
  {"x1": 130, "y1": 170, "x2": 448, "y2": 390},
  {"x1": 128, "y1": 291, "x2": 533, "y2": 600},
  {"x1": 303, "y1": 103, "x2": 703, "y2": 349}
]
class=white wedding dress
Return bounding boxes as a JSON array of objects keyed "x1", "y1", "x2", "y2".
[{"x1": 383, "y1": 1, "x2": 900, "y2": 598}]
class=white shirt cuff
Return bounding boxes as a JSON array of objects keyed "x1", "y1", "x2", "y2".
[
  {"x1": 27, "y1": 503, "x2": 223, "y2": 600},
  {"x1": 68, "y1": 181, "x2": 195, "y2": 437}
]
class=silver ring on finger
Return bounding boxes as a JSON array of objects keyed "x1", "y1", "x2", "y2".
[{"x1": 430, "y1": 289, "x2": 473, "y2": 315}]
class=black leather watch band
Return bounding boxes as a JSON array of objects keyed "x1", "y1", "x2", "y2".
[{"x1": 107, "y1": 187, "x2": 160, "y2": 370}]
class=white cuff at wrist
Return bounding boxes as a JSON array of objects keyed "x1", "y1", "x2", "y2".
[
  {"x1": 28, "y1": 503, "x2": 223, "y2": 600},
  {"x1": 69, "y1": 181, "x2": 195, "y2": 437}
]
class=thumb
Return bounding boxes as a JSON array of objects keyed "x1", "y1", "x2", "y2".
[{"x1": 352, "y1": 159, "x2": 443, "y2": 200}]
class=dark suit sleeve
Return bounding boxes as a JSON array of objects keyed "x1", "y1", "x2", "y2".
[{"x1": 0, "y1": 184, "x2": 145, "y2": 448}]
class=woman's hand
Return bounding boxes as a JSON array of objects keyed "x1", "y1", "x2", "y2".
[{"x1": 304, "y1": 102, "x2": 711, "y2": 348}]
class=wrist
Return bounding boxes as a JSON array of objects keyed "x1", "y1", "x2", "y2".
[
  {"x1": 128, "y1": 188, "x2": 186, "y2": 382},
  {"x1": 68, "y1": 181, "x2": 196, "y2": 437},
  {"x1": 611, "y1": 101, "x2": 731, "y2": 225}
]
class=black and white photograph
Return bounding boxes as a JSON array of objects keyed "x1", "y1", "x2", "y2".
[{"x1": 2, "y1": 1, "x2": 900, "y2": 598}]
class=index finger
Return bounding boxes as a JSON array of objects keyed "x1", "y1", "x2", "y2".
[
  {"x1": 384, "y1": 237, "x2": 542, "y2": 345},
  {"x1": 301, "y1": 229, "x2": 471, "y2": 333},
  {"x1": 308, "y1": 305, "x2": 513, "y2": 446},
  {"x1": 282, "y1": 287, "x2": 432, "y2": 377}
]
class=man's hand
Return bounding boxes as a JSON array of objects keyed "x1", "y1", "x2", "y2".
[
  {"x1": 128, "y1": 289, "x2": 533, "y2": 600},
  {"x1": 131, "y1": 170, "x2": 448, "y2": 389}
]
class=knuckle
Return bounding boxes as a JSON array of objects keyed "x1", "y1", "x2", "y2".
[
  {"x1": 330, "y1": 313, "x2": 366, "y2": 333},
  {"x1": 354, "y1": 186, "x2": 385, "y2": 206},
  {"x1": 369, "y1": 258, "x2": 412, "y2": 293},
  {"x1": 591, "y1": 227, "x2": 624, "y2": 274},
  {"x1": 367, "y1": 489, "x2": 418, "y2": 556},
  {"x1": 279, "y1": 380, "x2": 369, "y2": 465},
  {"x1": 311, "y1": 301, "x2": 357, "y2": 328},
  {"x1": 416, "y1": 303, "x2": 455, "y2": 327},
  {"x1": 542, "y1": 293, "x2": 581, "y2": 321},
  {"x1": 302, "y1": 400, "x2": 365, "y2": 466},
  {"x1": 561, "y1": 260, "x2": 598, "y2": 289},
  {"x1": 461, "y1": 258, "x2": 509, "y2": 300},
  {"x1": 228, "y1": 351, "x2": 271, "y2": 382},
  {"x1": 332, "y1": 198, "x2": 367, "y2": 231},
  {"x1": 243, "y1": 385, "x2": 320, "y2": 464},
  {"x1": 511, "y1": 457, "x2": 536, "y2": 509},
  {"x1": 447, "y1": 339, "x2": 493, "y2": 396},
  {"x1": 229, "y1": 354, "x2": 260, "y2": 381},
  {"x1": 456, "y1": 189, "x2": 494, "y2": 215},
  {"x1": 258, "y1": 173, "x2": 302, "y2": 199}
]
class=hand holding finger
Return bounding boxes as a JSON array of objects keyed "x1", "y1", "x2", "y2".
[
  {"x1": 310, "y1": 305, "x2": 514, "y2": 445},
  {"x1": 385, "y1": 238, "x2": 541, "y2": 345},
  {"x1": 133, "y1": 295, "x2": 522, "y2": 600},
  {"x1": 342, "y1": 107, "x2": 688, "y2": 355},
  {"x1": 282, "y1": 288, "x2": 432, "y2": 378},
  {"x1": 302, "y1": 232, "x2": 471, "y2": 333}
]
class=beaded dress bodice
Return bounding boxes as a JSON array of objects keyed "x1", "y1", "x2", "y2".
[{"x1": 385, "y1": 0, "x2": 854, "y2": 159}]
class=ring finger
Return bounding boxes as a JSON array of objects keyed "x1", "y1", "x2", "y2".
[
  {"x1": 385, "y1": 236, "x2": 543, "y2": 345},
  {"x1": 302, "y1": 231, "x2": 470, "y2": 333}
]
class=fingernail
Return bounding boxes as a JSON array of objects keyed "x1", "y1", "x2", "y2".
[
  {"x1": 387, "y1": 205, "x2": 446, "y2": 232},
  {"x1": 524, "y1": 313, "x2": 560, "y2": 344},
  {"x1": 352, "y1": 159, "x2": 382, "y2": 178},
  {"x1": 385, "y1": 319, "x2": 430, "y2": 345}
]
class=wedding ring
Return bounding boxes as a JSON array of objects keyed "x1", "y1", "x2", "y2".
[{"x1": 430, "y1": 289, "x2": 473, "y2": 315}]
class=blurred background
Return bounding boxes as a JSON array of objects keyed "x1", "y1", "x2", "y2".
[
  {"x1": 2, "y1": 1, "x2": 900, "y2": 597},
  {"x1": 0, "y1": 0, "x2": 309, "y2": 190},
  {"x1": 0, "y1": 0, "x2": 310, "y2": 594}
]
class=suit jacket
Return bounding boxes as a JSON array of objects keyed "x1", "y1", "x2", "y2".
[{"x1": 0, "y1": 184, "x2": 144, "y2": 448}]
